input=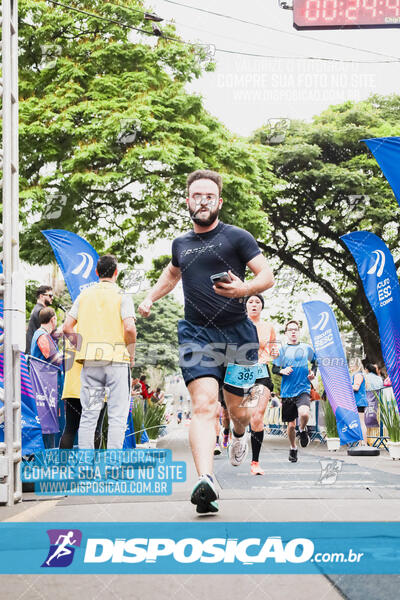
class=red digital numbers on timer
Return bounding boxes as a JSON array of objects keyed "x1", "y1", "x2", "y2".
[{"x1": 304, "y1": 0, "x2": 400, "y2": 21}]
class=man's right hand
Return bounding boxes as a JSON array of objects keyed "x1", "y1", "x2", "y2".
[
  {"x1": 138, "y1": 298, "x2": 153, "y2": 318},
  {"x1": 280, "y1": 366, "x2": 293, "y2": 376}
]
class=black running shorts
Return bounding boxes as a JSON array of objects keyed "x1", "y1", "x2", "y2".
[{"x1": 281, "y1": 392, "x2": 311, "y2": 422}]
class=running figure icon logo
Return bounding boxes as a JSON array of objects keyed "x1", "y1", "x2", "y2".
[{"x1": 41, "y1": 529, "x2": 82, "y2": 568}]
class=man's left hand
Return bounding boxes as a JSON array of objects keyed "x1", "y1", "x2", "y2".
[
  {"x1": 308, "y1": 371, "x2": 315, "y2": 381},
  {"x1": 212, "y1": 270, "x2": 248, "y2": 298}
]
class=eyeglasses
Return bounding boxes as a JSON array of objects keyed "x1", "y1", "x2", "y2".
[
  {"x1": 46, "y1": 293, "x2": 54, "y2": 298},
  {"x1": 191, "y1": 193, "x2": 218, "y2": 205},
  {"x1": 286, "y1": 328, "x2": 299, "y2": 333}
]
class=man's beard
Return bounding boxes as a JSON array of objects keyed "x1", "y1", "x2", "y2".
[
  {"x1": 44, "y1": 298, "x2": 52, "y2": 307},
  {"x1": 189, "y1": 205, "x2": 220, "y2": 227}
]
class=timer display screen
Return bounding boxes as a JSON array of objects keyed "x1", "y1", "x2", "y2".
[{"x1": 293, "y1": 0, "x2": 400, "y2": 29}]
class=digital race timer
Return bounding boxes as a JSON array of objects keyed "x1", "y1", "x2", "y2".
[{"x1": 293, "y1": 0, "x2": 400, "y2": 29}]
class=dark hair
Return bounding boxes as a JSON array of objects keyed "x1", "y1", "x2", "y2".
[
  {"x1": 97, "y1": 254, "x2": 117, "y2": 279},
  {"x1": 245, "y1": 294, "x2": 265, "y2": 309},
  {"x1": 36, "y1": 285, "x2": 52, "y2": 299},
  {"x1": 285, "y1": 319, "x2": 300, "y2": 332},
  {"x1": 140, "y1": 375, "x2": 146, "y2": 381},
  {"x1": 187, "y1": 170, "x2": 222, "y2": 196},
  {"x1": 39, "y1": 307, "x2": 56, "y2": 325},
  {"x1": 365, "y1": 363, "x2": 378, "y2": 375}
]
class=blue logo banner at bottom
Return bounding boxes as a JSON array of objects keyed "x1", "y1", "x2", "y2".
[{"x1": 0, "y1": 522, "x2": 400, "y2": 574}]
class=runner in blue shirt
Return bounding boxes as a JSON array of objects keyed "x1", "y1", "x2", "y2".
[{"x1": 272, "y1": 319, "x2": 317, "y2": 463}]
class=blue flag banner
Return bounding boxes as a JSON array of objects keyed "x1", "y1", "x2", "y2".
[
  {"x1": 303, "y1": 301, "x2": 362, "y2": 445},
  {"x1": 0, "y1": 521, "x2": 400, "y2": 574},
  {"x1": 29, "y1": 357, "x2": 60, "y2": 435},
  {"x1": 42, "y1": 230, "x2": 99, "y2": 302},
  {"x1": 0, "y1": 301, "x2": 44, "y2": 455},
  {"x1": 341, "y1": 231, "x2": 400, "y2": 413},
  {"x1": 363, "y1": 137, "x2": 400, "y2": 205}
]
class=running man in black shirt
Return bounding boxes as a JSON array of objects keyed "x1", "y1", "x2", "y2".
[{"x1": 139, "y1": 170, "x2": 274, "y2": 514}]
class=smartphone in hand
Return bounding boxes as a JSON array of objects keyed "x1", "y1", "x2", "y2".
[{"x1": 210, "y1": 272, "x2": 232, "y2": 285}]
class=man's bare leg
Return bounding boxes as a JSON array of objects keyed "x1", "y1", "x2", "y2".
[
  {"x1": 188, "y1": 377, "x2": 219, "y2": 476},
  {"x1": 223, "y1": 389, "x2": 254, "y2": 435},
  {"x1": 288, "y1": 419, "x2": 297, "y2": 448},
  {"x1": 298, "y1": 405, "x2": 310, "y2": 431},
  {"x1": 298, "y1": 405, "x2": 311, "y2": 448}
]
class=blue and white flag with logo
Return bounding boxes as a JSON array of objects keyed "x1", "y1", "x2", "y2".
[
  {"x1": 42, "y1": 230, "x2": 99, "y2": 301},
  {"x1": 363, "y1": 137, "x2": 400, "y2": 206},
  {"x1": 303, "y1": 300, "x2": 362, "y2": 445},
  {"x1": 342, "y1": 230, "x2": 400, "y2": 413}
]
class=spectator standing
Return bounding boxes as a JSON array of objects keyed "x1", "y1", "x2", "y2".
[
  {"x1": 30, "y1": 307, "x2": 62, "y2": 366},
  {"x1": 59, "y1": 338, "x2": 106, "y2": 449},
  {"x1": 26, "y1": 285, "x2": 54, "y2": 354},
  {"x1": 365, "y1": 363, "x2": 384, "y2": 391},
  {"x1": 63, "y1": 254, "x2": 136, "y2": 449},
  {"x1": 350, "y1": 358, "x2": 368, "y2": 445},
  {"x1": 30, "y1": 307, "x2": 63, "y2": 448}
]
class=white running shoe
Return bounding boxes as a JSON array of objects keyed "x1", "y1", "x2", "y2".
[{"x1": 228, "y1": 431, "x2": 249, "y2": 466}]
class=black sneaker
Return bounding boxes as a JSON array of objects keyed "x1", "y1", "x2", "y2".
[
  {"x1": 289, "y1": 448, "x2": 298, "y2": 463},
  {"x1": 191, "y1": 475, "x2": 219, "y2": 514},
  {"x1": 299, "y1": 429, "x2": 310, "y2": 448}
]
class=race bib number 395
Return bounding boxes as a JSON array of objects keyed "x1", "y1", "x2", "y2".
[{"x1": 224, "y1": 363, "x2": 257, "y2": 388}]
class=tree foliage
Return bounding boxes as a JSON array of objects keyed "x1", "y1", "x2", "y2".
[
  {"x1": 18, "y1": 0, "x2": 274, "y2": 266},
  {"x1": 132, "y1": 291, "x2": 183, "y2": 375},
  {"x1": 146, "y1": 254, "x2": 171, "y2": 286},
  {"x1": 251, "y1": 95, "x2": 400, "y2": 364}
]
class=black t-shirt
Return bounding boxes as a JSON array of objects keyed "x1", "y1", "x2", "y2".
[
  {"x1": 171, "y1": 221, "x2": 261, "y2": 327},
  {"x1": 25, "y1": 303, "x2": 43, "y2": 354}
]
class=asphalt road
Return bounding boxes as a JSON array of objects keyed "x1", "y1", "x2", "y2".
[{"x1": 1, "y1": 425, "x2": 400, "y2": 599}]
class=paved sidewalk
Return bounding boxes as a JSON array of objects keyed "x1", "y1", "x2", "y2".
[{"x1": 1, "y1": 424, "x2": 400, "y2": 599}]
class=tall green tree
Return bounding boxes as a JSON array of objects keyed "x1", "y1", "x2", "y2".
[
  {"x1": 17, "y1": 0, "x2": 274, "y2": 266},
  {"x1": 146, "y1": 254, "x2": 171, "y2": 286},
  {"x1": 133, "y1": 291, "x2": 183, "y2": 375},
  {"x1": 251, "y1": 95, "x2": 400, "y2": 365}
]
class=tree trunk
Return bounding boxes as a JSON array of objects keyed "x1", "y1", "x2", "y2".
[{"x1": 357, "y1": 309, "x2": 384, "y2": 367}]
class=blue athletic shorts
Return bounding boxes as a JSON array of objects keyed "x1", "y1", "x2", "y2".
[{"x1": 177, "y1": 317, "x2": 259, "y2": 397}]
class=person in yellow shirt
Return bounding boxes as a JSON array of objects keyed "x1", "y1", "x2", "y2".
[
  {"x1": 63, "y1": 255, "x2": 136, "y2": 449},
  {"x1": 59, "y1": 338, "x2": 106, "y2": 449}
]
